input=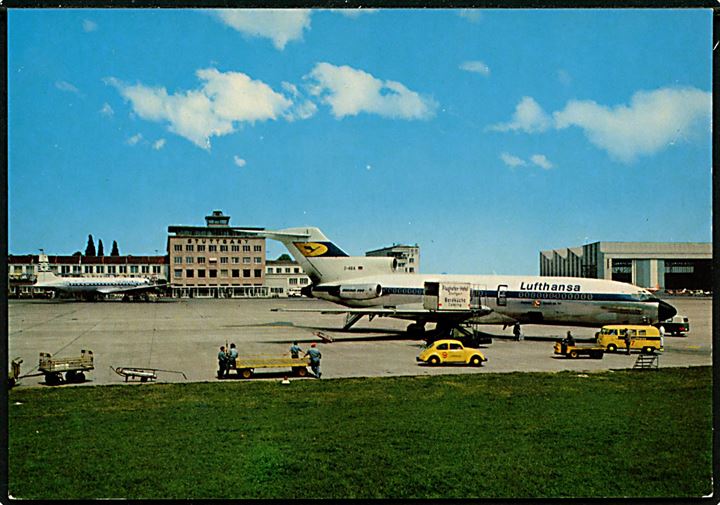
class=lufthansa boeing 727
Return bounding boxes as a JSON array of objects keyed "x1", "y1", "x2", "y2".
[{"x1": 239, "y1": 227, "x2": 677, "y2": 337}]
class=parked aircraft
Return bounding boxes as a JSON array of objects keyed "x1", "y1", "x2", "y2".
[
  {"x1": 242, "y1": 227, "x2": 677, "y2": 337},
  {"x1": 33, "y1": 254, "x2": 166, "y2": 301}
]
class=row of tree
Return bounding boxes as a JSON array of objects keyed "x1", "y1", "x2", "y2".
[{"x1": 84, "y1": 235, "x2": 120, "y2": 257}]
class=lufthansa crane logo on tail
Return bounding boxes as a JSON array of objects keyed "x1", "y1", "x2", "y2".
[{"x1": 295, "y1": 242, "x2": 329, "y2": 257}]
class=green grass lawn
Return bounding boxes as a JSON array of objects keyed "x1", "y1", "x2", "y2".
[{"x1": 8, "y1": 367, "x2": 712, "y2": 499}]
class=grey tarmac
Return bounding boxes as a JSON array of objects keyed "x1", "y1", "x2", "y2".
[{"x1": 7, "y1": 296, "x2": 711, "y2": 387}]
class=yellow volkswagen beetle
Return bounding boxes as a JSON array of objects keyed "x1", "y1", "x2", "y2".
[{"x1": 416, "y1": 339, "x2": 487, "y2": 366}]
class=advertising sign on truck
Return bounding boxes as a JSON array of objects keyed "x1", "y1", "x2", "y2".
[{"x1": 423, "y1": 281, "x2": 471, "y2": 311}]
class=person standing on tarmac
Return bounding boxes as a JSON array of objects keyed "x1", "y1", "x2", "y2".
[
  {"x1": 218, "y1": 346, "x2": 228, "y2": 379},
  {"x1": 228, "y1": 343, "x2": 238, "y2": 373},
  {"x1": 290, "y1": 341, "x2": 303, "y2": 359},
  {"x1": 513, "y1": 322, "x2": 522, "y2": 341},
  {"x1": 623, "y1": 329, "x2": 631, "y2": 355},
  {"x1": 304, "y1": 343, "x2": 322, "y2": 378}
]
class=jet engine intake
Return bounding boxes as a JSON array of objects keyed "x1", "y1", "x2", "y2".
[{"x1": 338, "y1": 284, "x2": 383, "y2": 300}]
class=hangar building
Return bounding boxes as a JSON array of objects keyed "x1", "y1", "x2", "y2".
[{"x1": 540, "y1": 242, "x2": 712, "y2": 291}]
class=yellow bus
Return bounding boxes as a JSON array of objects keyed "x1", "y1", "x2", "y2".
[{"x1": 597, "y1": 325, "x2": 663, "y2": 353}]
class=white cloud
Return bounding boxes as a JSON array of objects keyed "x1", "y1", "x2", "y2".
[
  {"x1": 153, "y1": 139, "x2": 166, "y2": 150},
  {"x1": 553, "y1": 87, "x2": 711, "y2": 162},
  {"x1": 213, "y1": 9, "x2": 311, "y2": 50},
  {"x1": 458, "y1": 10, "x2": 482, "y2": 23},
  {"x1": 83, "y1": 19, "x2": 98, "y2": 32},
  {"x1": 99, "y1": 103, "x2": 114, "y2": 117},
  {"x1": 331, "y1": 9, "x2": 378, "y2": 18},
  {"x1": 488, "y1": 96, "x2": 551, "y2": 133},
  {"x1": 459, "y1": 60, "x2": 490, "y2": 76},
  {"x1": 55, "y1": 81, "x2": 81, "y2": 95},
  {"x1": 107, "y1": 68, "x2": 293, "y2": 149},
  {"x1": 500, "y1": 153, "x2": 526, "y2": 168},
  {"x1": 127, "y1": 133, "x2": 143, "y2": 146},
  {"x1": 530, "y1": 154, "x2": 554, "y2": 169},
  {"x1": 306, "y1": 62, "x2": 438, "y2": 120},
  {"x1": 233, "y1": 156, "x2": 247, "y2": 167}
]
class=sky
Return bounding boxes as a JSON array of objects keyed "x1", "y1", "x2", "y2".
[{"x1": 8, "y1": 8, "x2": 713, "y2": 275}]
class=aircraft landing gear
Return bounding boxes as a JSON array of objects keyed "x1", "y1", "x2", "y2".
[{"x1": 406, "y1": 322, "x2": 425, "y2": 337}]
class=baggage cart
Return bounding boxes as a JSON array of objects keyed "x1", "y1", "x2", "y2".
[
  {"x1": 38, "y1": 350, "x2": 94, "y2": 385},
  {"x1": 227, "y1": 355, "x2": 311, "y2": 379}
]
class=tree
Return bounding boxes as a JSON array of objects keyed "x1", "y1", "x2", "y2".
[
  {"x1": 98, "y1": 239, "x2": 105, "y2": 257},
  {"x1": 276, "y1": 253, "x2": 292, "y2": 261},
  {"x1": 111, "y1": 240, "x2": 120, "y2": 256},
  {"x1": 72, "y1": 251, "x2": 82, "y2": 257},
  {"x1": 85, "y1": 235, "x2": 96, "y2": 256}
]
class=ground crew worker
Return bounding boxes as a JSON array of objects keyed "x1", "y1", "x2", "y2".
[
  {"x1": 623, "y1": 329, "x2": 631, "y2": 355},
  {"x1": 304, "y1": 343, "x2": 322, "y2": 379},
  {"x1": 566, "y1": 331, "x2": 575, "y2": 347},
  {"x1": 290, "y1": 341, "x2": 303, "y2": 359},
  {"x1": 218, "y1": 346, "x2": 228, "y2": 379},
  {"x1": 513, "y1": 322, "x2": 522, "y2": 341},
  {"x1": 228, "y1": 343, "x2": 238, "y2": 372}
]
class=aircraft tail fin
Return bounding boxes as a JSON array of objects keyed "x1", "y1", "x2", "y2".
[
  {"x1": 34, "y1": 254, "x2": 57, "y2": 285},
  {"x1": 237, "y1": 227, "x2": 396, "y2": 284}
]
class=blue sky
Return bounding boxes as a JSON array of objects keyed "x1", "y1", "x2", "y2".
[{"x1": 8, "y1": 8, "x2": 712, "y2": 274}]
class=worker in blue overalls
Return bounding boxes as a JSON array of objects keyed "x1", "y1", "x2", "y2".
[
  {"x1": 304, "y1": 343, "x2": 322, "y2": 379},
  {"x1": 228, "y1": 343, "x2": 238, "y2": 374},
  {"x1": 289, "y1": 341, "x2": 303, "y2": 359}
]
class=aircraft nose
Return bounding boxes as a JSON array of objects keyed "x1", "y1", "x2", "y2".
[{"x1": 658, "y1": 300, "x2": 677, "y2": 322}]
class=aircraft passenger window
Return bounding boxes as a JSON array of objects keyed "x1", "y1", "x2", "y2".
[{"x1": 436, "y1": 343, "x2": 449, "y2": 350}]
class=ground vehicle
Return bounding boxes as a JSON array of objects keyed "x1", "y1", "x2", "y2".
[
  {"x1": 597, "y1": 325, "x2": 663, "y2": 354},
  {"x1": 416, "y1": 339, "x2": 487, "y2": 366},
  {"x1": 553, "y1": 342, "x2": 604, "y2": 359},
  {"x1": 38, "y1": 350, "x2": 94, "y2": 385},
  {"x1": 654, "y1": 315, "x2": 690, "y2": 336},
  {"x1": 227, "y1": 355, "x2": 311, "y2": 379}
]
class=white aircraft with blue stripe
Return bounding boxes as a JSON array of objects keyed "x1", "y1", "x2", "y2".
[
  {"x1": 242, "y1": 227, "x2": 677, "y2": 335},
  {"x1": 33, "y1": 254, "x2": 166, "y2": 300}
]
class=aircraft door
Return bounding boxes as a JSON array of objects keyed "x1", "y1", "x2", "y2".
[{"x1": 497, "y1": 285, "x2": 508, "y2": 306}]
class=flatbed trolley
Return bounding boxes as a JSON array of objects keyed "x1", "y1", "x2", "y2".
[
  {"x1": 227, "y1": 355, "x2": 311, "y2": 379},
  {"x1": 38, "y1": 350, "x2": 94, "y2": 385}
]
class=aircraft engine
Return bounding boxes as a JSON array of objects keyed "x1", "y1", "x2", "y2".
[{"x1": 338, "y1": 284, "x2": 383, "y2": 300}]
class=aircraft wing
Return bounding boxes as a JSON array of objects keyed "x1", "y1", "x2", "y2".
[
  {"x1": 271, "y1": 305, "x2": 494, "y2": 326},
  {"x1": 96, "y1": 283, "x2": 166, "y2": 295}
]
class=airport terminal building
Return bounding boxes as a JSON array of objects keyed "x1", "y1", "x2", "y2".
[
  {"x1": 166, "y1": 211, "x2": 268, "y2": 298},
  {"x1": 540, "y1": 242, "x2": 712, "y2": 291}
]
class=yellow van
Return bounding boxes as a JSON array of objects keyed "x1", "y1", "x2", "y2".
[{"x1": 597, "y1": 325, "x2": 663, "y2": 353}]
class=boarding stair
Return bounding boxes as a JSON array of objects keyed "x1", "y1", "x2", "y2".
[{"x1": 633, "y1": 352, "x2": 659, "y2": 370}]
